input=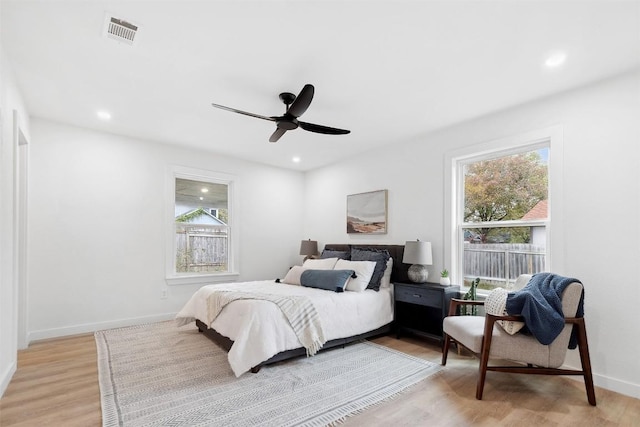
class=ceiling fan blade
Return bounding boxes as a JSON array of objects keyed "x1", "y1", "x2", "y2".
[
  {"x1": 299, "y1": 121, "x2": 350, "y2": 135},
  {"x1": 269, "y1": 127, "x2": 287, "y2": 143},
  {"x1": 211, "y1": 103, "x2": 276, "y2": 122},
  {"x1": 286, "y1": 84, "x2": 314, "y2": 118}
]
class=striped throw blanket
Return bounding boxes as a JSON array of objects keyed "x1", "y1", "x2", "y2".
[{"x1": 207, "y1": 290, "x2": 326, "y2": 356}]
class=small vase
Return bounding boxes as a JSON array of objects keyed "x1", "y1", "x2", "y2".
[{"x1": 440, "y1": 277, "x2": 451, "y2": 286}]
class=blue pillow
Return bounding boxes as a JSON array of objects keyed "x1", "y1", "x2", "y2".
[
  {"x1": 320, "y1": 249, "x2": 351, "y2": 260},
  {"x1": 351, "y1": 247, "x2": 391, "y2": 291},
  {"x1": 300, "y1": 269, "x2": 355, "y2": 292}
]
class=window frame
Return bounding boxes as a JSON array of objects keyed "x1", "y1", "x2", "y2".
[
  {"x1": 165, "y1": 165, "x2": 239, "y2": 286},
  {"x1": 444, "y1": 126, "x2": 564, "y2": 293}
]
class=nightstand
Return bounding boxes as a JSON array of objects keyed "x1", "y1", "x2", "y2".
[{"x1": 393, "y1": 281, "x2": 460, "y2": 344}]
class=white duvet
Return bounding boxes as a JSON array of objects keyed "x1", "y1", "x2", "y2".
[{"x1": 175, "y1": 280, "x2": 394, "y2": 377}]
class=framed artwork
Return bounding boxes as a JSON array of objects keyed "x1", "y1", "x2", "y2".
[{"x1": 347, "y1": 190, "x2": 388, "y2": 234}]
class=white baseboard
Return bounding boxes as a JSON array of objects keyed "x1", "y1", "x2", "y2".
[
  {"x1": 27, "y1": 313, "x2": 178, "y2": 343},
  {"x1": 0, "y1": 361, "x2": 17, "y2": 398},
  {"x1": 559, "y1": 361, "x2": 640, "y2": 400},
  {"x1": 593, "y1": 372, "x2": 640, "y2": 400}
]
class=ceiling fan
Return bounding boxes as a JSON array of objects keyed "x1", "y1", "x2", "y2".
[{"x1": 211, "y1": 84, "x2": 350, "y2": 143}]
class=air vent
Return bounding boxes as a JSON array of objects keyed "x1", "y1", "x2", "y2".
[{"x1": 103, "y1": 14, "x2": 140, "y2": 46}]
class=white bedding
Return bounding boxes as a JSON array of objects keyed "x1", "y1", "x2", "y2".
[{"x1": 175, "y1": 280, "x2": 394, "y2": 377}]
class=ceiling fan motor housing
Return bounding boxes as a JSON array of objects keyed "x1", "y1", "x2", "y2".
[
  {"x1": 279, "y1": 92, "x2": 296, "y2": 106},
  {"x1": 276, "y1": 117, "x2": 299, "y2": 130}
]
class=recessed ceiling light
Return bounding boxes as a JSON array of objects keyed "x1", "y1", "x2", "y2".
[
  {"x1": 545, "y1": 51, "x2": 567, "y2": 68},
  {"x1": 199, "y1": 196, "x2": 204, "y2": 200},
  {"x1": 96, "y1": 110, "x2": 111, "y2": 120},
  {"x1": 292, "y1": 156, "x2": 301, "y2": 163},
  {"x1": 201, "y1": 188, "x2": 209, "y2": 193}
]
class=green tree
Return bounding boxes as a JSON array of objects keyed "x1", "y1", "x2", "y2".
[
  {"x1": 464, "y1": 152, "x2": 547, "y2": 243},
  {"x1": 217, "y1": 208, "x2": 228, "y2": 224}
]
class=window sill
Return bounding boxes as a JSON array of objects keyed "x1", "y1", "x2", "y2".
[{"x1": 166, "y1": 272, "x2": 239, "y2": 286}]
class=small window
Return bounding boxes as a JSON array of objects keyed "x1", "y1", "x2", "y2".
[
  {"x1": 166, "y1": 167, "x2": 237, "y2": 285},
  {"x1": 175, "y1": 178, "x2": 229, "y2": 273}
]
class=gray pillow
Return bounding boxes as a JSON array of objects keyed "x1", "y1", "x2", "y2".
[
  {"x1": 320, "y1": 249, "x2": 351, "y2": 260},
  {"x1": 300, "y1": 269, "x2": 354, "y2": 292},
  {"x1": 351, "y1": 247, "x2": 391, "y2": 291}
]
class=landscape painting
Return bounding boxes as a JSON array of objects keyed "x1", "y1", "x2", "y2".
[{"x1": 347, "y1": 190, "x2": 388, "y2": 234}]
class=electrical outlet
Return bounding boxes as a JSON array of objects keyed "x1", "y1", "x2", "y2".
[{"x1": 160, "y1": 290, "x2": 168, "y2": 299}]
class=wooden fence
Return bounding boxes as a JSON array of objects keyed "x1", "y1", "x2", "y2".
[
  {"x1": 463, "y1": 243, "x2": 545, "y2": 289},
  {"x1": 175, "y1": 224, "x2": 228, "y2": 273}
]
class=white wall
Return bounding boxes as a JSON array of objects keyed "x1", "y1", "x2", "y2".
[
  {"x1": 0, "y1": 47, "x2": 31, "y2": 396},
  {"x1": 304, "y1": 71, "x2": 640, "y2": 398},
  {"x1": 26, "y1": 119, "x2": 305, "y2": 340}
]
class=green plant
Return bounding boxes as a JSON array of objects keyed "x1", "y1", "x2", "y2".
[
  {"x1": 440, "y1": 269, "x2": 449, "y2": 278},
  {"x1": 462, "y1": 277, "x2": 479, "y2": 315}
]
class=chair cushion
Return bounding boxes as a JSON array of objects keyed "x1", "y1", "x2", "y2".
[
  {"x1": 561, "y1": 282, "x2": 583, "y2": 317},
  {"x1": 443, "y1": 315, "x2": 571, "y2": 368},
  {"x1": 443, "y1": 316, "x2": 486, "y2": 353},
  {"x1": 514, "y1": 274, "x2": 532, "y2": 290}
]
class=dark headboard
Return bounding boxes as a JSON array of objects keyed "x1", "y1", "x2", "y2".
[{"x1": 323, "y1": 244, "x2": 409, "y2": 283}]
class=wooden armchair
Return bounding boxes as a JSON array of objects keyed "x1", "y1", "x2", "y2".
[{"x1": 441, "y1": 277, "x2": 596, "y2": 406}]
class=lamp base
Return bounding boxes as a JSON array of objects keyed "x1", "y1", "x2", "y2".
[{"x1": 407, "y1": 264, "x2": 429, "y2": 283}]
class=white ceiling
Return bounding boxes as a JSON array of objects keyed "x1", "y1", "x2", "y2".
[{"x1": 2, "y1": 1, "x2": 639, "y2": 171}]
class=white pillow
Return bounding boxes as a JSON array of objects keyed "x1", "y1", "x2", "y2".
[
  {"x1": 281, "y1": 266, "x2": 307, "y2": 285},
  {"x1": 303, "y1": 257, "x2": 338, "y2": 270},
  {"x1": 335, "y1": 259, "x2": 376, "y2": 292},
  {"x1": 380, "y1": 258, "x2": 394, "y2": 288},
  {"x1": 484, "y1": 287, "x2": 525, "y2": 335}
]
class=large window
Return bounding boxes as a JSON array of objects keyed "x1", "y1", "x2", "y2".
[
  {"x1": 460, "y1": 148, "x2": 548, "y2": 291},
  {"x1": 166, "y1": 167, "x2": 237, "y2": 285},
  {"x1": 446, "y1": 128, "x2": 562, "y2": 293}
]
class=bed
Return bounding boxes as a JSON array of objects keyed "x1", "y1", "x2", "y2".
[{"x1": 175, "y1": 244, "x2": 409, "y2": 376}]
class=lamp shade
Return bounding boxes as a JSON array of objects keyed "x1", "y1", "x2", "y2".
[
  {"x1": 299, "y1": 239, "x2": 318, "y2": 256},
  {"x1": 402, "y1": 240, "x2": 433, "y2": 265}
]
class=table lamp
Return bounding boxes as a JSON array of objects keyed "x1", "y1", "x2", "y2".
[
  {"x1": 403, "y1": 240, "x2": 433, "y2": 283},
  {"x1": 299, "y1": 239, "x2": 318, "y2": 262}
]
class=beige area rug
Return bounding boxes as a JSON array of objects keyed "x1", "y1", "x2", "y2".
[{"x1": 95, "y1": 321, "x2": 441, "y2": 427}]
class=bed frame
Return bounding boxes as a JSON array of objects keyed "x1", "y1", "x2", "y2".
[{"x1": 196, "y1": 243, "x2": 409, "y2": 372}]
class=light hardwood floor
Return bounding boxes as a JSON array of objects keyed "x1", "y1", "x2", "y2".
[{"x1": 1, "y1": 333, "x2": 639, "y2": 426}]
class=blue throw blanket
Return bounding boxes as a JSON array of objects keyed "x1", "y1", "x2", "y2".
[{"x1": 505, "y1": 273, "x2": 583, "y2": 349}]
